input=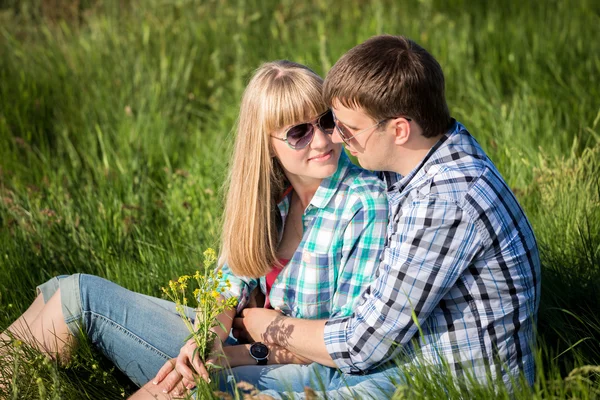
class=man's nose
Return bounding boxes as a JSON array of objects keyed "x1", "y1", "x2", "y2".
[{"x1": 331, "y1": 126, "x2": 344, "y2": 144}]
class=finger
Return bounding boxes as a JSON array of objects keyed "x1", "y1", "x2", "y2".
[
  {"x1": 171, "y1": 380, "x2": 189, "y2": 397},
  {"x1": 161, "y1": 367, "x2": 184, "y2": 394},
  {"x1": 188, "y1": 348, "x2": 210, "y2": 382},
  {"x1": 182, "y1": 376, "x2": 197, "y2": 390},
  {"x1": 193, "y1": 358, "x2": 210, "y2": 382},
  {"x1": 205, "y1": 355, "x2": 221, "y2": 370},
  {"x1": 175, "y1": 354, "x2": 196, "y2": 382},
  {"x1": 153, "y1": 359, "x2": 176, "y2": 385},
  {"x1": 173, "y1": 379, "x2": 188, "y2": 397}
]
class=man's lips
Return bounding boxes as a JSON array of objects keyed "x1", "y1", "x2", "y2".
[{"x1": 309, "y1": 149, "x2": 333, "y2": 162}]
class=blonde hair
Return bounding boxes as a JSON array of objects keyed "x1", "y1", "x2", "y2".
[{"x1": 220, "y1": 60, "x2": 327, "y2": 278}]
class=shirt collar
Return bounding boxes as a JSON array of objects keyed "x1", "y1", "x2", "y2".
[
  {"x1": 382, "y1": 119, "x2": 479, "y2": 193},
  {"x1": 277, "y1": 151, "x2": 354, "y2": 212},
  {"x1": 309, "y1": 151, "x2": 353, "y2": 209}
]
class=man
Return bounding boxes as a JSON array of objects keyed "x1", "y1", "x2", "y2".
[{"x1": 231, "y1": 35, "x2": 541, "y2": 398}]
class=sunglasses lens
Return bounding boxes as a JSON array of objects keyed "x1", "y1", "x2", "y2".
[
  {"x1": 335, "y1": 122, "x2": 352, "y2": 142},
  {"x1": 286, "y1": 123, "x2": 314, "y2": 149},
  {"x1": 318, "y1": 111, "x2": 335, "y2": 134}
]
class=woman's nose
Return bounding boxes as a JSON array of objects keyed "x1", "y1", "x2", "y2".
[{"x1": 311, "y1": 125, "x2": 332, "y2": 148}]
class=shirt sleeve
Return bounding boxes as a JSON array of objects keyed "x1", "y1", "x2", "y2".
[
  {"x1": 330, "y1": 190, "x2": 388, "y2": 319},
  {"x1": 217, "y1": 263, "x2": 259, "y2": 314},
  {"x1": 323, "y1": 196, "x2": 482, "y2": 373}
]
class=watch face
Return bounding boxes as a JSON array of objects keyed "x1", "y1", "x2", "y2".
[{"x1": 250, "y1": 342, "x2": 269, "y2": 360}]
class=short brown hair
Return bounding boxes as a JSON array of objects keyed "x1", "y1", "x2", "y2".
[{"x1": 324, "y1": 35, "x2": 451, "y2": 138}]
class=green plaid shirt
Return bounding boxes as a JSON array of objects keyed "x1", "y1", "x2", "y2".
[{"x1": 220, "y1": 153, "x2": 388, "y2": 319}]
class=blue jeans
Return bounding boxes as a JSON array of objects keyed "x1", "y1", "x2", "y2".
[
  {"x1": 39, "y1": 274, "x2": 401, "y2": 398},
  {"x1": 218, "y1": 361, "x2": 402, "y2": 399},
  {"x1": 37, "y1": 273, "x2": 196, "y2": 387}
]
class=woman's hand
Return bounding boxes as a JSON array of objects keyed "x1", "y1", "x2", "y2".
[
  {"x1": 152, "y1": 339, "x2": 210, "y2": 396},
  {"x1": 152, "y1": 358, "x2": 188, "y2": 396}
]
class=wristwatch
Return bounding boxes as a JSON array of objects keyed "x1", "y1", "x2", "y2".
[{"x1": 249, "y1": 342, "x2": 270, "y2": 365}]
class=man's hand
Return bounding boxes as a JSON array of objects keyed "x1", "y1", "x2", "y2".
[{"x1": 232, "y1": 308, "x2": 282, "y2": 344}]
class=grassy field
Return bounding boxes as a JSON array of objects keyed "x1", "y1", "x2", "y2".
[{"x1": 0, "y1": 0, "x2": 599, "y2": 398}]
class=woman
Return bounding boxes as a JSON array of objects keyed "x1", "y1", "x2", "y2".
[{"x1": 1, "y1": 61, "x2": 387, "y2": 398}]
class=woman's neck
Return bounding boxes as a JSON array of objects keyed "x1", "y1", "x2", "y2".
[
  {"x1": 291, "y1": 182, "x2": 320, "y2": 210},
  {"x1": 287, "y1": 177, "x2": 321, "y2": 210}
]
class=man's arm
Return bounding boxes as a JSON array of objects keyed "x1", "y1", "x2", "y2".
[
  {"x1": 323, "y1": 197, "x2": 482, "y2": 372},
  {"x1": 232, "y1": 308, "x2": 335, "y2": 367},
  {"x1": 235, "y1": 197, "x2": 482, "y2": 372}
]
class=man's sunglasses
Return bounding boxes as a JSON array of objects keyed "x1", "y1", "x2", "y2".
[
  {"x1": 271, "y1": 110, "x2": 335, "y2": 150},
  {"x1": 332, "y1": 112, "x2": 411, "y2": 146}
]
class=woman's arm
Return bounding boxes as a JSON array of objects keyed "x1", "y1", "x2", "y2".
[
  {"x1": 232, "y1": 308, "x2": 334, "y2": 367},
  {"x1": 220, "y1": 343, "x2": 312, "y2": 368}
]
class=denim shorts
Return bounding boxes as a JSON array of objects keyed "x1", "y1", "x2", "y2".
[{"x1": 37, "y1": 273, "x2": 196, "y2": 387}]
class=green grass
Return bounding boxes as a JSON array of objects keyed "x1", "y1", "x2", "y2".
[{"x1": 0, "y1": 0, "x2": 599, "y2": 398}]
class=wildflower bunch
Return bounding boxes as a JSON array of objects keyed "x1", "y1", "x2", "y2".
[{"x1": 162, "y1": 248, "x2": 238, "y2": 367}]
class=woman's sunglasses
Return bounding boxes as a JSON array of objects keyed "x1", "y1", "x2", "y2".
[{"x1": 271, "y1": 110, "x2": 335, "y2": 150}]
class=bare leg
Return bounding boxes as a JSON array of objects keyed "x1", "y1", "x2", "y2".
[
  {"x1": 1, "y1": 292, "x2": 62, "y2": 391},
  {"x1": 1, "y1": 289, "x2": 74, "y2": 361},
  {"x1": 1, "y1": 292, "x2": 46, "y2": 344}
]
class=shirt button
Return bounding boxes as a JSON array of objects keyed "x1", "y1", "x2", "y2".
[{"x1": 302, "y1": 251, "x2": 312, "y2": 263}]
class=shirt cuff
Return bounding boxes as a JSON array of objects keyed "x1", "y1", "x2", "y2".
[{"x1": 323, "y1": 316, "x2": 359, "y2": 374}]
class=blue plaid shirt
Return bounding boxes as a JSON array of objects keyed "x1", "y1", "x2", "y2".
[
  {"x1": 323, "y1": 121, "x2": 541, "y2": 388},
  {"x1": 220, "y1": 152, "x2": 388, "y2": 320}
]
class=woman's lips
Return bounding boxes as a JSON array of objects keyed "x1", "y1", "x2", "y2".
[{"x1": 309, "y1": 149, "x2": 333, "y2": 162}]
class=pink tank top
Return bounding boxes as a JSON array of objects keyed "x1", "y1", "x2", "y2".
[{"x1": 264, "y1": 258, "x2": 289, "y2": 309}]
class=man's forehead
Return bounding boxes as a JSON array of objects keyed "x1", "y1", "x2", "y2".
[{"x1": 331, "y1": 100, "x2": 372, "y2": 124}]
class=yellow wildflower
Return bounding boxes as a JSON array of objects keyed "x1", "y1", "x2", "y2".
[{"x1": 203, "y1": 248, "x2": 217, "y2": 265}]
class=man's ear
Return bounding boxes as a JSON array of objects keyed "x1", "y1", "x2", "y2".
[{"x1": 391, "y1": 117, "x2": 411, "y2": 145}]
